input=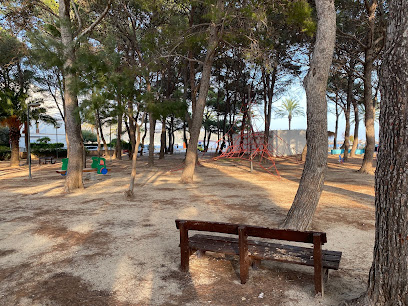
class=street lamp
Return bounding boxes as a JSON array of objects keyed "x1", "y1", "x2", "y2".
[{"x1": 27, "y1": 102, "x2": 41, "y2": 179}]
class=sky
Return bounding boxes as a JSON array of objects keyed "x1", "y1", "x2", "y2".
[{"x1": 253, "y1": 80, "x2": 380, "y2": 143}]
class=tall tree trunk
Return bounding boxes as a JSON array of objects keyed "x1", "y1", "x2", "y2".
[
  {"x1": 97, "y1": 109, "x2": 109, "y2": 157},
  {"x1": 141, "y1": 113, "x2": 148, "y2": 156},
  {"x1": 159, "y1": 117, "x2": 166, "y2": 159},
  {"x1": 350, "y1": 100, "x2": 359, "y2": 157},
  {"x1": 60, "y1": 0, "x2": 84, "y2": 192},
  {"x1": 343, "y1": 105, "x2": 351, "y2": 161},
  {"x1": 334, "y1": 99, "x2": 339, "y2": 149},
  {"x1": 24, "y1": 121, "x2": 28, "y2": 163},
  {"x1": 263, "y1": 66, "x2": 277, "y2": 152},
  {"x1": 115, "y1": 99, "x2": 122, "y2": 160},
  {"x1": 95, "y1": 124, "x2": 101, "y2": 158},
  {"x1": 344, "y1": 60, "x2": 356, "y2": 162},
  {"x1": 288, "y1": 115, "x2": 292, "y2": 130},
  {"x1": 203, "y1": 126, "x2": 208, "y2": 151},
  {"x1": 359, "y1": 1, "x2": 377, "y2": 174},
  {"x1": 301, "y1": 144, "x2": 307, "y2": 162},
  {"x1": 282, "y1": 0, "x2": 336, "y2": 230},
  {"x1": 9, "y1": 123, "x2": 20, "y2": 167},
  {"x1": 355, "y1": 2, "x2": 408, "y2": 304},
  {"x1": 128, "y1": 102, "x2": 136, "y2": 160},
  {"x1": 148, "y1": 112, "x2": 155, "y2": 166},
  {"x1": 183, "y1": 120, "x2": 188, "y2": 150},
  {"x1": 343, "y1": 71, "x2": 353, "y2": 161},
  {"x1": 125, "y1": 115, "x2": 145, "y2": 198},
  {"x1": 169, "y1": 116, "x2": 174, "y2": 154},
  {"x1": 206, "y1": 131, "x2": 212, "y2": 152},
  {"x1": 180, "y1": 7, "x2": 222, "y2": 183}
]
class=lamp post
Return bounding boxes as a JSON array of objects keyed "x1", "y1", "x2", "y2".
[{"x1": 27, "y1": 102, "x2": 41, "y2": 179}]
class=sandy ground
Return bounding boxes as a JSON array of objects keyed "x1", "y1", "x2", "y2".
[{"x1": 0, "y1": 153, "x2": 375, "y2": 305}]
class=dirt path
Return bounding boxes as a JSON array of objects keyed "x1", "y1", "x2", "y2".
[{"x1": 0, "y1": 155, "x2": 375, "y2": 305}]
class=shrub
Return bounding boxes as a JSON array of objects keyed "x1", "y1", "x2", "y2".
[
  {"x1": 110, "y1": 138, "x2": 131, "y2": 150},
  {"x1": 31, "y1": 143, "x2": 66, "y2": 157},
  {"x1": 36, "y1": 136, "x2": 51, "y2": 144},
  {"x1": 82, "y1": 130, "x2": 97, "y2": 142},
  {"x1": 0, "y1": 127, "x2": 9, "y2": 145},
  {"x1": 0, "y1": 145, "x2": 11, "y2": 160}
]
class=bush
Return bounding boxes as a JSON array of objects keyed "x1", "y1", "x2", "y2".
[
  {"x1": 110, "y1": 138, "x2": 131, "y2": 150},
  {"x1": 36, "y1": 136, "x2": 51, "y2": 144},
  {"x1": 0, "y1": 127, "x2": 9, "y2": 145},
  {"x1": 31, "y1": 143, "x2": 66, "y2": 157},
  {"x1": 82, "y1": 130, "x2": 97, "y2": 142},
  {"x1": 0, "y1": 145, "x2": 11, "y2": 161}
]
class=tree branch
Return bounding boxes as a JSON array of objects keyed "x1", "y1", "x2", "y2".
[
  {"x1": 337, "y1": 28, "x2": 367, "y2": 49},
  {"x1": 72, "y1": 2, "x2": 83, "y2": 37},
  {"x1": 161, "y1": 54, "x2": 204, "y2": 65},
  {"x1": 34, "y1": 0, "x2": 59, "y2": 18},
  {"x1": 76, "y1": 0, "x2": 112, "y2": 41}
]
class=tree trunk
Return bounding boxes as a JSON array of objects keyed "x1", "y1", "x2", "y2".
[
  {"x1": 148, "y1": 112, "x2": 155, "y2": 166},
  {"x1": 288, "y1": 115, "x2": 292, "y2": 131},
  {"x1": 60, "y1": 0, "x2": 84, "y2": 192},
  {"x1": 359, "y1": 1, "x2": 377, "y2": 174},
  {"x1": 343, "y1": 105, "x2": 351, "y2": 161},
  {"x1": 125, "y1": 115, "x2": 145, "y2": 198},
  {"x1": 301, "y1": 144, "x2": 307, "y2": 162},
  {"x1": 263, "y1": 66, "x2": 277, "y2": 152},
  {"x1": 169, "y1": 116, "x2": 174, "y2": 154},
  {"x1": 180, "y1": 8, "x2": 222, "y2": 183},
  {"x1": 350, "y1": 100, "x2": 359, "y2": 157},
  {"x1": 282, "y1": 0, "x2": 336, "y2": 230},
  {"x1": 97, "y1": 110, "x2": 109, "y2": 157},
  {"x1": 128, "y1": 102, "x2": 136, "y2": 160},
  {"x1": 95, "y1": 124, "x2": 101, "y2": 158},
  {"x1": 343, "y1": 73, "x2": 353, "y2": 162},
  {"x1": 24, "y1": 121, "x2": 28, "y2": 163},
  {"x1": 9, "y1": 124, "x2": 20, "y2": 167},
  {"x1": 334, "y1": 100, "x2": 339, "y2": 149},
  {"x1": 206, "y1": 131, "x2": 211, "y2": 152},
  {"x1": 159, "y1": 117, "x2": 166, "y2": 159},
  {"x1": 344, "y1": 60, "x2": 356, "y2": 162},
  {"x1": 355, "y1": 3, "x2": 408, "y2": 304},
  {"x1": 115, "y1": 99, "x2": 122, "y2": 160},
  {"x1": 141, "y1": 113, "x2": 148, "y2": 156}
]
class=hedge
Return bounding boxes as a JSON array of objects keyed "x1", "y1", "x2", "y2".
[
  {"x1": 30, "y1": 143, "x2": 67, "y2": 157},
  {"x1": 0, "y1": 145, "x2": 11, "y2": 161}
]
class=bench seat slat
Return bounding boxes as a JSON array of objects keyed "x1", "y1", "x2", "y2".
[{"x1": 189, "y1": 234, "x2": 341, "y2": 270}]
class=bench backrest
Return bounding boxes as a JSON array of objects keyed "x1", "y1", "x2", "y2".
[{"x1": 175, "y1": 219, "x2": 326, "y2": 244}]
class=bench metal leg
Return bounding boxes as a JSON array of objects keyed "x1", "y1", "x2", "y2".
[
  {"x1": 238, "y1": 226, "x2": 249, "y2": 284},
  {"x1": 313, "y1": 234, "x2": 324, "y2": 297}
]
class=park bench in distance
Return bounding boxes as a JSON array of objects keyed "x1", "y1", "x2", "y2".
[
  {"x1": 175, "y1": 219, "x2": 342, "y2": 297},
  {"x1": 39, "y1": 156, "x2": 55, "y2": 165}
]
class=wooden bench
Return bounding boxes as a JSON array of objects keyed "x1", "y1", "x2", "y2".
[
  {"x1": 175, "y1": 219, "x2": 342, "y2": 297},
  {"x1": 39, "y1": 156, "x2": 55, "y2": 164}
]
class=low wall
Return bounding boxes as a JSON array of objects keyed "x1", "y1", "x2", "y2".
[
  {"x1": 269, "y1": 130, "x2": 306, "y2": 157},
  {"x1": 232, "y1": 130, "x2": 306, "y2": 157}
]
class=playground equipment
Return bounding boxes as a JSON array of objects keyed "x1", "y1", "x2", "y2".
[
  {"x1": 170, "y1": 90, "x2": 303, "y2": 177},
  {"x1": 90, "y1": 157, "x2": 109, "y2": 174},
  {"x1": 56, "y1": 157, "x2": 109, "y2": 176},
  {"x1": 210, "y1": 95, "x2": 305, "y2": 177}
]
